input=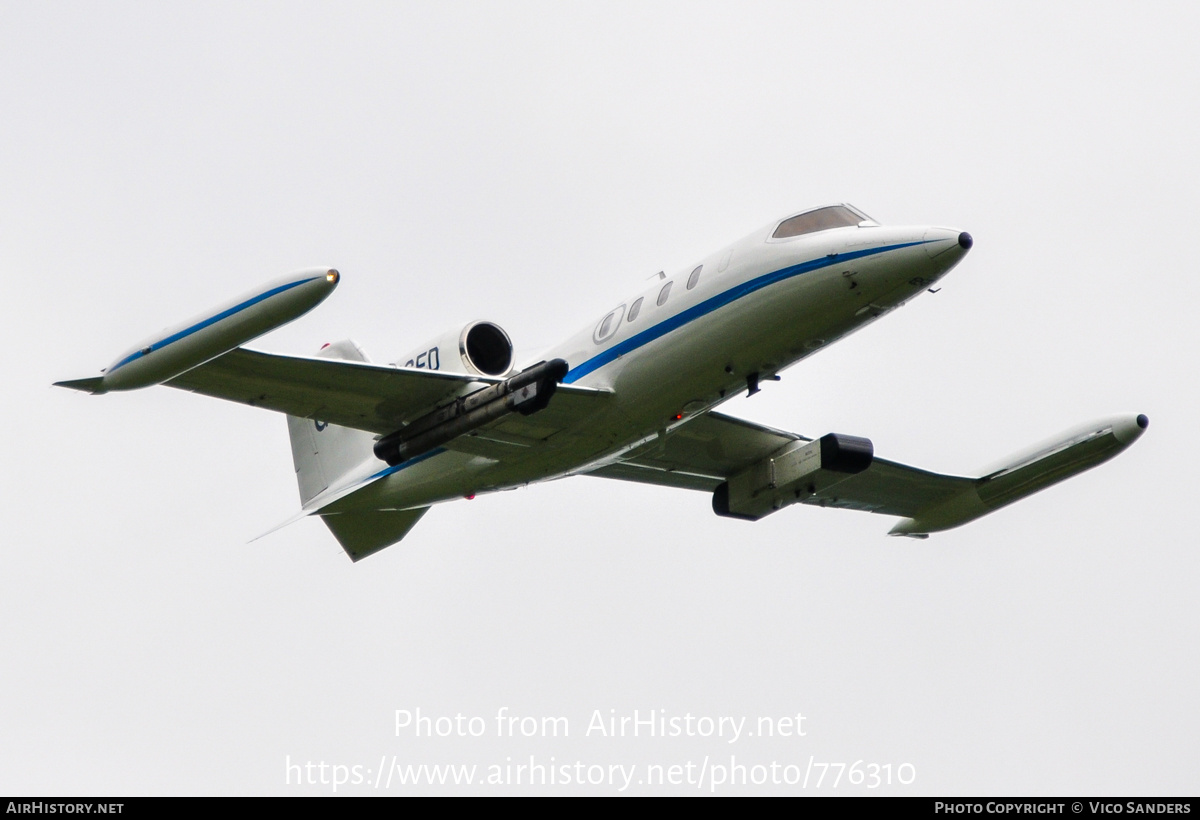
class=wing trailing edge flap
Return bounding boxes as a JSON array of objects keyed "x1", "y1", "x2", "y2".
[
  {"x1": 584, "y1": 410, "x2": 808, "y2": 493},
  {"x1": 585, "y1": 410, "x2": 973, "y2": 522},
  {"x1": 438, "y1": 382, "x2": 613, "y2": 458}
]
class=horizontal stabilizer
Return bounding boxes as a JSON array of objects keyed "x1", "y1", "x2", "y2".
[{"x1": 320, "y1": 507, "x2": 430, "y2": 562}]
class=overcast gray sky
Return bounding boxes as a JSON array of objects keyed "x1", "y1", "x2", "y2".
[{"x1": 3, "y1": 1, "x2": 1196, "y2": 795}]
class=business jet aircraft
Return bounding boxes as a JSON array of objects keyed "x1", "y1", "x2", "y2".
[{"x1": 56, "y1": 204, "x2": 1148, "y2": 561}]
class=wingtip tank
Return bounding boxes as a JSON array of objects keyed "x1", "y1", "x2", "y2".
[
  {"x1": 889, "y1": 413, "x2": 1149, "y2": 536},
  {"x1": 57, "y1": 268, "x2": 339, "y2": 393}
]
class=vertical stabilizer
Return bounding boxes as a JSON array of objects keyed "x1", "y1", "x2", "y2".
[{"x1": 286, "y1": 340, "x2": 378, "y2": 505}]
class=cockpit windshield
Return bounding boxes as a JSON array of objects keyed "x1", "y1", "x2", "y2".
[{"x1": 771, "y1": 205, "x2": 870, "y2": 239}]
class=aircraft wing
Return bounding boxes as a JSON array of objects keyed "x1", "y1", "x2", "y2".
[
  {"x1": 166, "y1": 346, "x2": 611, "y2": 442},
  {"x1": 586, "y1": 411, "x2": 973, "y2": 517},
  {"x1": 165, "y1": 347, "x2": 505, "y2": 435}
]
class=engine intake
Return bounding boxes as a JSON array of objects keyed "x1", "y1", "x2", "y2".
[
  {"x1": 398, "y1": 321, "x2": 514, "y2": 377},
  {"x1": 461, "y1": 322, "x2": 513, "y2": 376}
]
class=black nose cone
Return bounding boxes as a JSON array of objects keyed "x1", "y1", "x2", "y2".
[{"x1": 958, "y1": 231, "x2": 973, "y2": 250}]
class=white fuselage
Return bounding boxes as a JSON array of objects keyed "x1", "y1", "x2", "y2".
[{"x1": 327, "y1": 218, "x2": 971, "y2": 514}]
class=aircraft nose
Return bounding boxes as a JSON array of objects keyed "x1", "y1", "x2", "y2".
[
  {"x1": 923, "y1": 227, "x2": 973, "y2": 258},
  {"x1": 1112, "y1": 413, "x2": 1150, "y2": 445}
]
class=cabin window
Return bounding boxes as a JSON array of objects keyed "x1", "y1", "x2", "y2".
[
  {"x1": 657, "y1": 281, "x2": 673, "y2": 307},
  {"x1": 686, "y1": 265, "x2": 702, "y2": 290},
  {"x1": 771, "y1": 205, "x2": 863, "y2": 239},
  {"x1": 593, "y1": 305, "x2": 625, "y2": 344},
  {"x1": 628, "y1": 297, "x2": 643, "y2": 322}
]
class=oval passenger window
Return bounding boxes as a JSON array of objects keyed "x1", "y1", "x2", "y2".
[
  {"x1": 628, "y1": 297, "x2": 643, "y2": 322},
  {"x1": 657, "y1": 281, "x2": 673, "y2": 307},
  {"x1": 687, "y1": 265, "x2": 702, "y2": 290},
  {"x1": 593, "y1": 305, "x2": 625, "y2": 344}
]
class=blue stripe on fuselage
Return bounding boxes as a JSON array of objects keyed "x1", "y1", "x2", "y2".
[
  {"x1": 311, "y1": 447, "x2": 448, "y2": 510},
  {"x1": 108, "y1": 276, "x2": 322, "y2": 373},
  {"x1": 563, "y1": 240, "x2": 924, "y2": 384},
  {"x1": 365, "y1": 447, "x2": 448, "y2": 481}
]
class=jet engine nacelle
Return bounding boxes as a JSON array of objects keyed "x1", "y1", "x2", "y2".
[{"x1": 395, "y1": 321, "x2": 515, "y2": 377}]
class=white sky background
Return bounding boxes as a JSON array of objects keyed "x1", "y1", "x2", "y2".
[{"x1": 3, "y1": 1, "x2": 1196, "y2": 795}]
